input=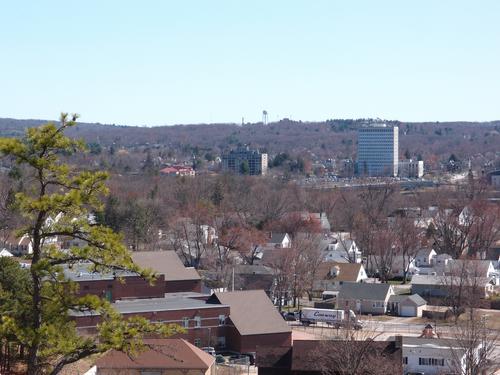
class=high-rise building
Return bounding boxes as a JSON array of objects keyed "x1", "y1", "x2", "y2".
[
  {"x1": 221, "y1": 146, "x2": 268, "y2": 175},
  {"x1": 357, "y1": 125, "x2": 399, "y2": 177}
]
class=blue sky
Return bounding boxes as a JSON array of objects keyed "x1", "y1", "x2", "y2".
[{"x1": 1, "y1": 1, "x2": 499, "y2": 125}]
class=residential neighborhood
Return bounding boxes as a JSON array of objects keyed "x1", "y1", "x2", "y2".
[{"x1": 1, "y1": 2, "x2": 500, "y2": 373}]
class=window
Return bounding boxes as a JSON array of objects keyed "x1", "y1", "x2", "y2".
[
  {"x1": 182, "y1": 317, "x2": 189, "y2": 328},
  {"x1": 194, "y1": 315, "x2": 201, "y2": 328},
  {"x1": 194, "y1": 338, "x2": 202, "y2": 347},
  {"x1": 218, "y1": 315, "x2": 226, "y2": 325},
  {"x1": 217, "y1": 336, "x2": 226, "y2": 348},
  {"x1": 419, "y1": 357, "x2": 444, "y2": 366},
  {"x1": 403, "y1": 357, "x2": 408, "y2": 365}
]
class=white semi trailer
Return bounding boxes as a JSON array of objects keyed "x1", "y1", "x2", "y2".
[{"x1": 299, "y1": 308, "x2": 362, "y2": 330}]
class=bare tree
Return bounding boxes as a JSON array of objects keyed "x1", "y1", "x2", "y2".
[
  {"x1": 306, "y1": 327, "x2": 402, "y2": 375},
  {"x1": 441, "y1": 259, "x2": 489, "y2": 322},
  {"x1": 371, "y1": 230, "x2": 397, "y2": 283},
  {"x1": 448, "y1": 311, "x2": 499, "y2": 375},
  {"x1": 393, "y1": 216, "x2": 422, "y2": 283}
]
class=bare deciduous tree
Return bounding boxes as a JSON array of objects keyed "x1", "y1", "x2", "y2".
[{"x1": 448, "y1": 311, "x2": 499, "y2": 375}]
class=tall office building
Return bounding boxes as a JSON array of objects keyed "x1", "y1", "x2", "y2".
[
  {"x1": 221, "y1": 146, "x2": 268, "y2": 175},
  {"x1": 357, "y1": 125, "x2": 399, "y2": 177}
]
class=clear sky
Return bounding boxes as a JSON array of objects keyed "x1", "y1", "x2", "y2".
[{"x1": 1, "y1": 1, "x2": 499, "y2": 125}]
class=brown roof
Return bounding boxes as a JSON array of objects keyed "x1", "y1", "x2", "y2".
[
  {"x1": 95, "y1": 339, "x2": 214, "y2": 370},
  {"x1": 212, "y1": 290, "x2": 291, "y2": 336},
  {"x1": 316, "y1": 261, "x2": 362, "y2": 282},
  {"x1": 131, "y1": 251, "x2": 201, "y2": 281}
]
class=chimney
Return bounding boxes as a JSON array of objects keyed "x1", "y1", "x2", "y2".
[
  {"x1": 419, "y1": 324, "x2": 439, "y2": 339},
  {"x1": 394, "y1": 335, "x2": 402, "y2": 349},
  {"x1": 330, "y1": 265, "x2": 340, "y2": 277}
]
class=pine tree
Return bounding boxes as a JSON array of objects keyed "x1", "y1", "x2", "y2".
[{"x1": 0, "y1": 114, "x2": 181, "y2": 375}]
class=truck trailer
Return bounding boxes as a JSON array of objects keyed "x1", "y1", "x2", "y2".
[{"x1": 299, "y1": 307, "x2": 362, "y2": 330}]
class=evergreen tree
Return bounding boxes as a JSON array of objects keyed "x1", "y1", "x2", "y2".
[{"x1": 0, "y1": 114, "x2": 181, "y2": 375}]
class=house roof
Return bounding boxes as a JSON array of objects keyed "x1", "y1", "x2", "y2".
[
  {"x1": 159, "y1": 165, "x2": 194, "y2": 174},
  {"x1": 234, "y1": 264, "x2": 274, "y2": 275},
  {"x1": 338, "y1": 282, "x2": 392, "y2": 301},
  {"x1": 131, "y1": 251, "x2": 201, "y2": 281},
  {"x1": 0, "y1": 249, "x2": 13, "y2": 257},
  {"x1": 445, "y1": 260, "x2": 493, "y2": 276},
  {"x1": 62, "y1": 263, "x2": 137, "y2": 282},
  {"x1": 411, "y1": 274, "x2": 492, "y2": 286},
  {"x1": 416, "y1": 248, "x2": 435, "y2": 257},
  {"x1": 269, "y1": 233, "x2": 289, "y2": 244},
  {"x1": 388, "y1": 294, "x2": 427, "y2": 306},
  {"x1": 260, "y1": 248, "x2": 290, "y2": 266},
  {"x1": 402, "y1": 336, "x2": 468, "y2": 357},
  {"x1": 315, "y1": 262, "x2": 363, "y2": 282},
  {"x1": 210, "y1": 290, "x2": 291, "y2": 336},
  {"x1": 95, "y1": 339, "x2": 214, "y2": 370}
]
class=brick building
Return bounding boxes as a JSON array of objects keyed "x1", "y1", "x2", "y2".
[
  {"x1": 131, "y1": 251, "x2": 202, "y2": 293},
  {"x1": 207, "y1": 290, "x2": 292, "y2": 353},
  {"x1": 63, "y1": 251, "x2": 202, "y2": 302},
  {"x1": 73, "y1": 293, "x2": 230, "y2": 349}
]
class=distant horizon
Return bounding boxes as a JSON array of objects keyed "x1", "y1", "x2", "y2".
[
  {"x1": 1, "y1": 1, "x2": 499, "y2": 125},
  {"x1": 1, "y1": 115, "x2": 500, "y2": 128}
]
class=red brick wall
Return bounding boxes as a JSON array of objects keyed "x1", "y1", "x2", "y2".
[
  {"x1": 240, "y1": 333, "x2": 292, "y2": 353},
  {"x1": 165, "y1": 279, "x2": 202, "y2": 293},
  {"x1": 75, "y1": 275, "x2": 165, "y2": 301},
  {"x1": 223, "y1": 324, "x2": 292, "y2": 353},
  {"x1": 74, "y1": 305, "x2": 230, "y2": 348}
]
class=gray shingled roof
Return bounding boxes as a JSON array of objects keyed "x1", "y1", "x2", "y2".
[
  {"x1": 389, "y1": 294, "x2": 426, "y2": 306},
  {"x1": 338, "y1": 282, "x2": 392, "y2": 301},
  {"x1": 269, "y1": 233, "x2": 288, "y2": 244},
  {"x1": 71, "y1": 295, "x2": 228, "y2": 316},
  {"x1": 213, "y1": 290, "x2": 291, "y2": 336}
]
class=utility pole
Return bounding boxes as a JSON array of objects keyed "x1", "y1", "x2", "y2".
[{"x1": 232, "y1": 267, "x2": 235, "y2": 292}]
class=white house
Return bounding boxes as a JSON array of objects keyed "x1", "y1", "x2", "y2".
[
  {"x1": 267, "y1": 233, "x2": 291, "y2": 249},
  {"x1": 366, "y1": 255, "x2": 418, "y2": 278},
  {"x1": 434, "y1": 253, "x2": 453, "y2": 268},
  {"x1": 313, "y1": 262, "x2": 368, "y2": 294},
  {"x1": 0, "y1": 249, "x2": 13, "y2": 257},
  {"x1": 415, "y1": 248, "x2": 437, "y2": 267},
  {"x1": 403, "y1": 331, "x2": 484, "y2": 375},
  {"x1": 322, "y1": 237, "x2": 362, "y2": 263}
]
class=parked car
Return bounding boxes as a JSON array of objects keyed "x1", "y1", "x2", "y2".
[
  {"x1": 215, "y1": 355, "x2": 226, "y2": 364},
  {"x1": 201, "y1": 346, "x2": 216, "y2": 356},
  {"x1": 282, "y1": 311, "x2": 298, "y2": 321}
]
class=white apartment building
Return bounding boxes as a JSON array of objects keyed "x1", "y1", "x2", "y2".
[
  {"x1": 399, "y1": 159, "x2": 424, "y2": 178},
  {"x1": 357, "y1": 125, "x2": 399, "y2": 177}
]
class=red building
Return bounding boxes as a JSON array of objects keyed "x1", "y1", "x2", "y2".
[
  {"x1": 207, "y1": 290, "x2": 292, "y2": 354},
  {"x1": 131, "y1": 251, "x2": 202, "y2": 294},
  {"x1": 73, "y1": 293, "x2": 231, "y2": 349}
]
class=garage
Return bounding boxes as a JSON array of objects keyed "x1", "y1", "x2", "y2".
[
  {"x1": 400, "y1": 305, "x2": 416, "y2": 317},
  {"x1": 388, "y1": 294, "x2": 427, "y2": 317}
]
